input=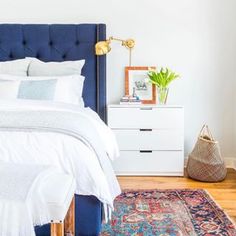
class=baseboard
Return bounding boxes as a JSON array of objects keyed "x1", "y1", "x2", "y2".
[
  {"x1": 225, "y1": 157, "x2": 236, "y2": 169},
  {"x1": 184, "y1": 157, "x2": 236, "y2": 170}
]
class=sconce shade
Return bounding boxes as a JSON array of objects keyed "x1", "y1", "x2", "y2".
[{"x1": 95, "y1": 40, "x2": 111, "y2": 55}]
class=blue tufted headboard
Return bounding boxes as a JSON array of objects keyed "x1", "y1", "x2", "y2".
[{"x1": 0, "y1": 24, "x2": 107, "y2": 121}]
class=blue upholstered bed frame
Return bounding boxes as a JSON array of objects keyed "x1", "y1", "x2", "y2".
[{"x1": 0, "y1": 24, "x2": 107, "y2": 236}]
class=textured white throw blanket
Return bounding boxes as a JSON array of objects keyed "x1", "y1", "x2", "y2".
[
  {"x1": 0, "y1": 99, "x2": 121, "y2": 220},
  {"x1": 0, "y1": 162, "x2": 56, "y2": 236}
]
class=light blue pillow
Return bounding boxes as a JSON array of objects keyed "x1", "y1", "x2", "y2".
[{"x1": 18, "y1": 80, "x2": 57, "y2": 100}]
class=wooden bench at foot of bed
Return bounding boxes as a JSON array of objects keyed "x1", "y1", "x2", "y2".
[
  {"x1": 41, "y1": 173, "x2": 76, "y2": 236},
  {"x1": 51, "y1": 196, "x2": 75, "y2": 236}
]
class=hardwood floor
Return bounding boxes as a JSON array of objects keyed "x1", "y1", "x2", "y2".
[{"x1": 117, "y1": 168, "x2": 236, "y2": 223}]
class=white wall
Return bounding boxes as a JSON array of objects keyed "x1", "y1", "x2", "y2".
[{"x1": 0, "y1": 0, "x2": 236, "y2": 157}]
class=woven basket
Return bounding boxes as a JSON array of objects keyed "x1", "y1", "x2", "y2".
[{"x1": 187, "y1": 125, "x2": 227, "y2": 182}]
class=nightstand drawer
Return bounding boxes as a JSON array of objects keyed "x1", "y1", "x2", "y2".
[
  {"x1": 113, "y1": 129, "x2": 183, "y2": 150},
  {"x1": 108, "y1": 107, "x2": 183, "y2": 129},
  {"x1": 113, "y1": 151, "x2": 184, "y2": 176}
]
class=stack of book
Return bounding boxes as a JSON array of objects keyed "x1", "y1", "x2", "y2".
[{"x1": 120, "y1": 96, "x2": 142, "y2": 105}]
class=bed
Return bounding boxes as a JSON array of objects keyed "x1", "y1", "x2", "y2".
[{"x1": 0, "y1": 24, "x2": 118, "y2": 236}]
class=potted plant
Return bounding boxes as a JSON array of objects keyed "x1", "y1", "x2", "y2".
[{"x1": 147, "y1": 67, "x2": 180, "y2": 104}]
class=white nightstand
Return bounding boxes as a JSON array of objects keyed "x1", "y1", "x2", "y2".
[{"x1": 108, "y1": 104, "x2": 184, "y2": 176}]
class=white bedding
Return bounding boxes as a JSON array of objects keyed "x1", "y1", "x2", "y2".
[{"x1": 0, "y1": 99, "x2": 120, "y2": 214}]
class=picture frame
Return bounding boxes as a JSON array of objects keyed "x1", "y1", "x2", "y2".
[{"x1": 125, "y1": 66, "x2": 156, "y2": 104}]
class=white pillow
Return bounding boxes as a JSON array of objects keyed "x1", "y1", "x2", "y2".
[
  {"x1": 0, "y1": 59, "x2": 30, "y2": 76},
  {"x1": 27, "y1": 58, "x2": 85, "y2": 76},
  {"x1": 0, "y1": 74, "x2": 85, "y2": 105}
]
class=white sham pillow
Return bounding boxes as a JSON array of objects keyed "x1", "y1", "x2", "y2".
[
  {"x1": 0, "y1": 74, "x2": 85, "y2": 105},
  {"x1": 0, "y1": 59, "x2": 30, "y2": 76},
  {"x1": 27, "y1": 58, "x2": 85, "y2": 76}
]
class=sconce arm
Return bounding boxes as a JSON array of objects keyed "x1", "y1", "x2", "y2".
[{"x1": 109, "y1": 36, "x2": 135, "y2": 49}]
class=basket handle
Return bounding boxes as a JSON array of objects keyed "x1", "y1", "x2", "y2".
[{"x1": 198, "y1": 124, "x2": 214, "y2": 141}]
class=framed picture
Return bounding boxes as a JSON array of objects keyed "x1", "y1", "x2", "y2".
[{"x1": 125, "y1": 66, "x2": 156, "y2": 104}]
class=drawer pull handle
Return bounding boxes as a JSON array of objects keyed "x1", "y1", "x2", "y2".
[
  {"x1": 140, "y1": 129, "x2": 152, "y2": 132},
  {"x1": 140, "y1": 150, "x2": 153, "y2": 153},
  {"x1": 140, "y1": 107, "x2": 153, "y2": 110}
]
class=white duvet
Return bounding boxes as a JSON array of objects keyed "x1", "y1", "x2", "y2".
[{"x1": 0, "y1": 99, "x2": 121, "y2": 215}]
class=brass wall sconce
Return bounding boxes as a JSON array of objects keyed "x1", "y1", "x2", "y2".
[{"x1": 95, "y1": 36, "x2": 135, "y2": 66}]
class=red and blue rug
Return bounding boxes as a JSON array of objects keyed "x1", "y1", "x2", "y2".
[{"x1": 101, "y1": 189, "x2": 236, "y2": 236}]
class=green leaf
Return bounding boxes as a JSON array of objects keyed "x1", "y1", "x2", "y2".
[{"x1": 147, "y1": 67, "x2": 180, "y2": 88}]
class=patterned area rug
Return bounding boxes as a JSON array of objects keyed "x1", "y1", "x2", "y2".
[{"x1": 101, "y1": 189, "x2": 236, "y2": 236}]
